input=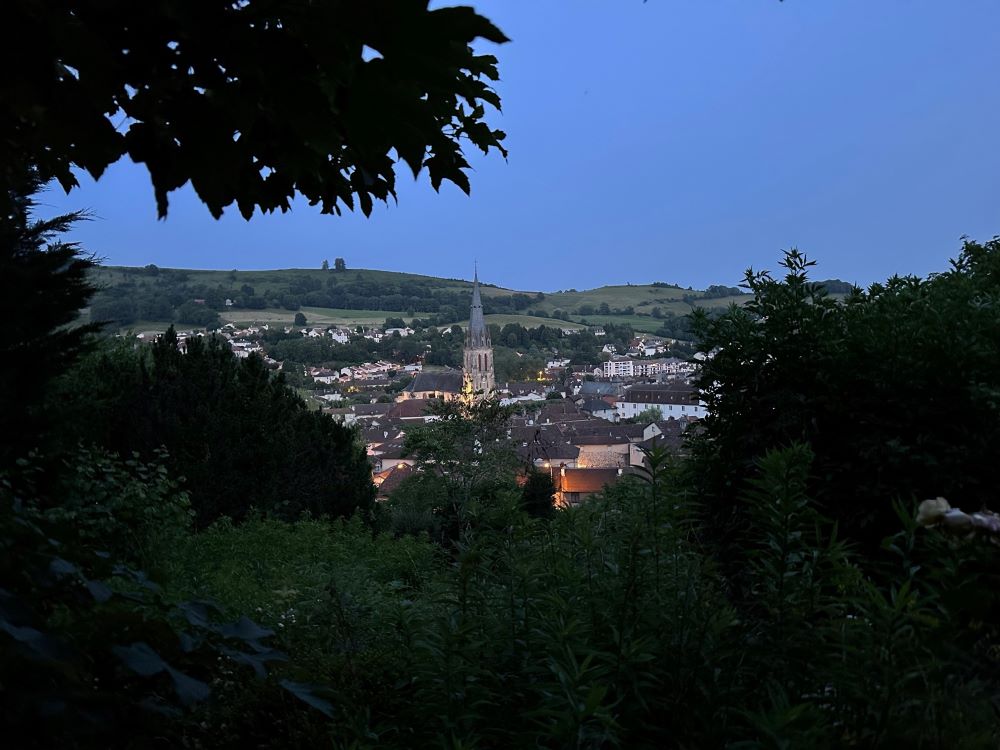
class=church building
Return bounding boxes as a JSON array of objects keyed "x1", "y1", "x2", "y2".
[{"x1": 462, "y1": 270, "x2": 496, "y2": 400}]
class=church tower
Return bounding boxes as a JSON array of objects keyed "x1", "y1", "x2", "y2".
[{"x1": 462, "y1": 269, "x2": 496, "y2": 400}]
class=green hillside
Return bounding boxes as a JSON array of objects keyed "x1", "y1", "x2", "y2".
[{"x1": 88, "y1": 264, "x2": 754, "y2": 335}]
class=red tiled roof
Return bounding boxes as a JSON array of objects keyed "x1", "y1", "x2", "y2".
[
  {"x1": 551, "y1": 467, "x2": 622, "y2": 494},
  {"x1": 376, "y1": 464, "x2": 413, "y2": 498}
]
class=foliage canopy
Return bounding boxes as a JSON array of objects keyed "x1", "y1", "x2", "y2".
[
  {"x1": 1, "y1": 1, "x2": 508, "y2": 218},
  {"x1": 690, "y1": 242, "x2": 1000, "y2": 548}
]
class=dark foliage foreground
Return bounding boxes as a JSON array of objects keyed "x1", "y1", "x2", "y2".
[{"x1": 3, "y1": 443, "x2": 997, "y2": 748}]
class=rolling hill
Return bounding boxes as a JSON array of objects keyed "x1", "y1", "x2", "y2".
[{"x1": 87, "y1": 264, "x2": 754, "y2": 334}]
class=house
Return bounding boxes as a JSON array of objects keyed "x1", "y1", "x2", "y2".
[
  {"x1": 578, "y1": 397, "x2": 619, "y2": 422},
  {"x1": 400, "y1": 370, "x2": 463, "y2": 401},
  {"x1": 617, "y1": 383, "x2": 707, "y2": 420},
  {"x1": 352, "y1": 361, "x2": 395, "y2": 380},
  {"x1": 229, "y1": 339, "x2": 263, "y2": 359},
  {"x1": 628, "y1": 420, "x2": 687, "y2": 467},
  {"x1": 310, "y1": 367, "x2": 338, "y2": 384},
  {"x1": 550, "y1": 466, "x2": 624, "y2": 507},
  {"x1": 601, "y1": 356, "x2": 678, "y2": 378},
  {"x1": 499, "y1": 381, "x2": 550, "y2": 405},
  {"x1": 569, "y1": 433, "x2": 631, "y2": 468},
  {"x1": 575, "y1": 381, "x2": 623, "y2": 398},
  {"x1": 536, "y1": 401, "x2": 589, "y2": 425},
  {"x1": 384, "y1": 327, "x2": 415, "y2": 337},
  {"x1": 385, "y1": 398, "x2": 441, "y2": 423},
  {"x1": 374, "y1": 463, "x2": 414, "y2": 501},
  {"x1": 368, "y1": 441, "x2": 417, "y2": 473},
  {"x1": 329, "y1": 327, "x2": 351, "y2": 344},
  {"x1": 515, "y1": 427, "x2": 581, "y2": 469}
]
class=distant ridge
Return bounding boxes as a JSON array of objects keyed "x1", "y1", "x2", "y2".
[{"x1": 88, "y1": 264, "x2": 849, "y2": 334}]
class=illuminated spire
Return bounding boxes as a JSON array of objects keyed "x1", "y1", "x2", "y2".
[{"x1": 467, "y1": 267, "x2": 489, "y2": 348}]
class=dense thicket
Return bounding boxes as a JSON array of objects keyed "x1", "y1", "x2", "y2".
[
  {"x1": 690, "y1": 243, "x2": 1000, "y2": 550},
  {"x1": 52, "y1": 329, "x2": 374, "y2": 526}
]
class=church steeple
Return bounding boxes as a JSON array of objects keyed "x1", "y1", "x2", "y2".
[
  {"x1": 467, "y1": 268, "x2": 490, "y2": 349},
  {"x1": 462, "y1": 266, "x2": 495, "y2": 400}
]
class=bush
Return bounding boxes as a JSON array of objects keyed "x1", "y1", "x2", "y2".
[
  {"x1": 690, "y1": 243, "x2": 1000, "y2": 549},
  {"x1": 55, "y1": 330, "x2": 375, "y2": 526}
]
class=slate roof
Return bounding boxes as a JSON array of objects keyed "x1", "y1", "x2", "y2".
[
  {"x1": 502, "y1": 381, "x2": 548, "y2": 396},
  {"x1": 386, "y1": 399, "x2": 436, "y2": 420},
  {"x1": 517, "y1": 441, "x2": 580, "y2": 464},
  {"x1": 371, "y1": 440, "x2": 408, "y2": 459},
  {"x1": 351, "y1": 403, "x2": 393, "y2": 417},
  {"x1": 622, "y1": 383, "x2": 700, "y2": 406},
  {"x1": 570, "y1": 436, "x2": 630, "y2": 447},
  {"x1": 537, "y1": 403, "x2": 591, "y2": 424},
  {"x1": 360, "y1": 424, "x2": 402, "y2": 445},
  {"x1": 578, "y1": 381, "x2": 621, "y2": 397},
  {"x1": 406, "y1": 370, "x2": 463, "y2": 395},
  {"x1": 579, "y1": 398, "x2": 616, "y2": 414},
  {"x1": 565, "y1": 424, "x2": 639, "y2": 441}
]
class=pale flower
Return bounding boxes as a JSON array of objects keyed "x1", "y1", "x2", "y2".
[{"x1": 916, "y1": 497, "x2": 951, "y2": 527}]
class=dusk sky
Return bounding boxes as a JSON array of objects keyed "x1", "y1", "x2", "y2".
[{"x1": 42, "y1": 0, "x2": 1000, "y2": 292}]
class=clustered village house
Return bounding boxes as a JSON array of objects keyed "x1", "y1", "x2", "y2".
[{"x1": 147, "y1": 272, "x2": 706, "y2": 509}]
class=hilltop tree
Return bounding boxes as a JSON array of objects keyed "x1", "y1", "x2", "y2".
[
  {"x1": 321, "y1": 259, "x2": 330, "y2": 271},
  {"x1": 1, "y1": 1, "x2": 508, "y2": 219},
  {"x1": 334, "y1": 257, "x2": 347, "y2": 272}
]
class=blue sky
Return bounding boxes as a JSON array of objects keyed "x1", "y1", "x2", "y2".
[{"x1": 41, "y1": 0, "x2": 1000, "y2": 291}]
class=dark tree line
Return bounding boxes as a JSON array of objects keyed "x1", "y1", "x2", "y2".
[
  {"x1": 87, "y1": 268, "x2": 541, "y2": 327},
  {"x1": 53, "y1": 330, "x2": 374, "y2": 527}
]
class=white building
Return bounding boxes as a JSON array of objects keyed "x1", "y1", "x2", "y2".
[
  {"x1": 602, "y1": 357, "x2": 659, "y2": 378},
  {"x1": 616, "y1": 384, "x2": 707, "y2": 420},
  {"x1": 329, "y1": 328, "x2": 351, "y2": 344}
]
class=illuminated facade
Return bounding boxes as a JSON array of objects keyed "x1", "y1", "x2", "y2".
[{"x1": 462, "y1": 270, "x2": 496, "y2": 400}]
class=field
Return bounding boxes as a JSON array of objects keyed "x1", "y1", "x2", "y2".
[
  {"x1": 219, "y1": 307, "x2": 391, "y2": 327},
  {"x1": 536, "y1": 284, "x2": 750, "y2": 319},
  {"x1": 567, "y1": 313, "x2": 670, "y2": 334},
  {"x1": 444, "y1": 314, "x2": 585, "y2": 331}
]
